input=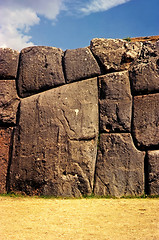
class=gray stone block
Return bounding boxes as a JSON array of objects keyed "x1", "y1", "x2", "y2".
[
  {"x1": 90, "y1": 38, "x2": 142, "y2": 72},
  {"x1": 94, "y1": 133, "x2": 145, "y2": 197},
  {"x1": 147, "y1": 151, "x2": 159, "y2": 195},
  {"x1": 133, "y1": 93, "x2": 159, "y2": 149},
  {"x1": 99, "y1": 71, "x2": 132, "y2": 132},
  {"x1": 10, "y1": 78, "x2": 98, "y2": 197},
  {"x1": 129, "y1": 41, "x2": 159, "y2": 95},
  {"x1": 64, "y1": 47, "x2": 101, "y2": 83},
  {"x1": 17, "y1": 46, "x2": 65, "y2": 97},
  {"x1": 0, "y1": 48, "x2": 19, "y2": 79},
  {"x1": 0, "y1": 80, "x2": 20, "y2": 125}
]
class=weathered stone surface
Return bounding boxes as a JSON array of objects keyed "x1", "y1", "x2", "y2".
[
  {"x1": 133, "y1": 93, "x2": 159, "y2": 149},
  {"x1": 17, "y1": 46, "x2": 65, "y2": 98},
  {"x1": 0, "y1": 127, "x2": 13, "y2": 193},
  {"x1": 0, "y1": 48, "x2": 19, "y2": 79},
  {"x1": 147, "y1": 151, "x2": 159, "y2": 195},
  {"x1": 94, "y1": 133, "x2": 145, "y2": 197},
  {"x1": 64, "y1": 47, "x2": 101, "y2": 83},
  {"x1": 0, "y1": 80, "x2": 20, "y2": 125},
  {"x1": 90, "y1": 38, "x2": 142, "y2": 72},
  {"x1": 99, "y1": 71, "x2": 132, "y2": 132},
  {"x1": 129, "y1": 41, "x2": 159, "y2": 95},
  {"x1": 10, "y1": 78, "x2": 98, "y2": 197}
]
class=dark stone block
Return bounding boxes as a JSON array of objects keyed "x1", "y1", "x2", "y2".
[
  {"x1": 10, "y1": 78, "x2": 98, "y2": 197},
  {"x1": 17, "y1": 46, "x2": 65, "y2": 97},
  {"x1": 94, "y1": 133, "x2": 145, "y2": 197},
  {"x1": 0, "y1": 48, "x2": 19, "y2": 79},
  {"x1": 147, "y1": 151, "x2": 159, "y2": 195},
  {"x1": 133, "y1": 93, "x2": 159, "y2": 149},
  {"x1": 0, "y1": 80, "x2": 20, "y2": 125},
  {"x1": 99, "y1": 71, "x2": 132, "y2": 132},
  {"x1": 129, "y1": 41, "x2": 159, "y2": 95},
  {"x1": 64, "y1": 47, "x2": 101, "y2": 83}
]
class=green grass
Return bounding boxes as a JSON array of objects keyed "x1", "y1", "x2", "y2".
[
  {"x1": 123, "y1": 37, "x2": 131, "y2": 42},
  {"x1": 0, "y1": 192, "x2": 158, "y2": 199}
]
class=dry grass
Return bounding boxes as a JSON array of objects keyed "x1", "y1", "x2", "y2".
[{"x1": 0, "y1": 196, "x2": 158, "y2": 240}]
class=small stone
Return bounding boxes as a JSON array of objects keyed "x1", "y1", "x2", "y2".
[
  {"x1": 0, "y1": 48, "x2": 19, "y2": 79},
  {"x1": 0, "y1": 80, "x2": 20, "y2": 125},
  {"x1": 94, "y1": 133, "x2": 145, "y2": 197},
  {"x1": 17, "y1": 46, "x2": 65, "y2": 97},
  {"x1": 64, "y1": 47, "x2": 101, "y2": 83}
]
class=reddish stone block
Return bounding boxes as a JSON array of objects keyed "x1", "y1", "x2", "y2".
[{"x1": 0, "y1": 127, "x2": 13, "y2": 193}]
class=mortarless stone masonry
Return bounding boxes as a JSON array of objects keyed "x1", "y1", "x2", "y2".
[{"x1": 0, "y1": 38, "x2": 159, "y2": 196}]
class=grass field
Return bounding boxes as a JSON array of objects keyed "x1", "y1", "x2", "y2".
[{"x1": 0, "y1": 196, "x2": 158, "y2": 240}]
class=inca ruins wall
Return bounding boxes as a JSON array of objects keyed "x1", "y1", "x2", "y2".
[{"x1": 0, "y1": 38, "x2": 159, "y2": 197}]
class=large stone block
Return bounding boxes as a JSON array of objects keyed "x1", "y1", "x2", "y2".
[
  {"x1": 90, "y1": 38, "x2": 142, "y2": 72},
  {"x1": 0, "y1": 127, "x2": 13, "y2": 193},
  {"x1": 10, "y1": 78, "x2": 98, "y2": 197},
  {"x1": 0, "y1": 48, "x2": 19, "y2": 79},
  {"x1": 147, "y1": 151, "x2": 159, "y2": 195},
  {"x1": 94, "y1": 133, "x2": 145, "y2": 197},
  {"x1": 129, "y1": 41, "x2": 159, "y2": 95},
  {"x1": 64, "y1": 47, "x2": 101, "y2": 83},
  {"x1": 133, "y1": 93, "x2": 159, "y2": 149},
  {"x1": 0, "y1": 80, "x2": 20, "y2": 125},
  {"x1": 99, "y1": 71, "x2": 132, "y2": 132},
  {"x1": 17, "y1": 46, "x2": 65, "y2": 97}
]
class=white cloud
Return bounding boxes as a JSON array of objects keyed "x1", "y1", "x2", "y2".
[
  {"x1": 80, "y1": 0, "x2": 131, "y2": 14},
  {"x1": 0, "y1": 0, "x2": 131, "y2": 51},
  {"x1": 0, "y1": 0, "x2": 64, "y2": 50}
]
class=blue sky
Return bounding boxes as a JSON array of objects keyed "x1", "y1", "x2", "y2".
[{"x1": 0, "y1": 0, "x2": 158, "y2": 51}]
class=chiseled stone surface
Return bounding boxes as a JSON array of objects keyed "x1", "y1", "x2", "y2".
[
  {"x1": 0, "y1": 80, "x2": 20, "y2": 125},
  {"x1": 17, "y1": 46, "x2": 65, "y2": 97},
  {"x1": 10, "y1": 78, "x2": 98, "y2": 197},
  {"x1": 90, "y1": 38, "x2": 142, "y2": 72},
  {"x1": 64, "y1": 47, "x2": 101, "y2": 83},
  {"x1": 0, "y1": 127, "x2": 13, "y2": 193},
  {"x1": 147, "y1": 151, "x2": 159, "y2": 195},
  {"x1": 129, "y1": 41, "x2": 159, "y2": 95},
  {"x1": 99, "y1": 71, "x2": 132, "y2": 132},
  {"x1": 0, "y1": 48, "x2": 19, "y2": 79},
  {"x1": 133, "y1": 93, "x2": 159, "y2": 149},
  {"x1": 94, "y1": 133, "x2": 145, "y2": 197}
]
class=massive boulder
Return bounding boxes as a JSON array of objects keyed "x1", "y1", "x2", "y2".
[
  {"x1": 129, "y1": 41, "x2": 159, "y2": 95},
  {"x1": 0, "y1": 48, "x2": 19, "y2": 79},
  {"x1": 10, "y1": 78, "x2": 98, "y2": 197},
  {"x1": 0, "y1": 80, "x2": 20, "y2": 125},
  {"x1": 99, "y1": 71, "x2": 132, "y2": 132},
  {"x1": 94, "y1": 133, "x2": 145, "y2": 197},
  {"x1": 133, "y1": 93, "x2": 159, "y2": 149},
  {"x1": 90, "y1": 38, "x2": 142, "y2": 72},
  {"x1": 0, "y1": 127, "x2": 13, "y2": 193},
  {"x1": 64, "y1": 47, "x2": 101, "y2": 83},
  {"x1": 147, "y1": 151, "x2": 159, "y2": 195},
  {"x1": 17, "y1": 46, "x2": 65, "y2": 98}
]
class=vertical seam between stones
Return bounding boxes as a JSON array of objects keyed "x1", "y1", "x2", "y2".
[
  {"x1": 93, "y1": 76, "x2": 100, "y2": 194},
  {"x1": 15, "y1": 51, "x2": 22, "y2": 98},
  {"x1": 62, "y1": 50, "x2": 67, "y2": 84},
  {"x1": 144, "y1": 151, "x2": 150, "y2": 195}
]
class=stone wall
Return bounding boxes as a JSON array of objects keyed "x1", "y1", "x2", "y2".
[{"x1": 0, "y1": 38, "x2": 159, "y2": 197}]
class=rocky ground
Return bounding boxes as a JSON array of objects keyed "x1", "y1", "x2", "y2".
[{"x1": 0, "y1": 197, "x2": 158, "y2": 240}]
